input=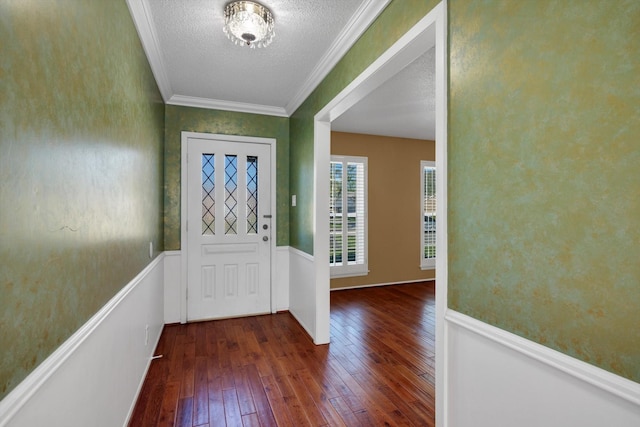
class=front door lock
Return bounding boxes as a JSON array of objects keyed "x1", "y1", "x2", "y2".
[{"x1": 263, "y1": 236, "x2": 268, "y2": 242}]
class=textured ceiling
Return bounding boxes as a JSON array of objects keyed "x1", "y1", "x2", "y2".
[
  {"x1": 128, "y1": 0, "x2": 434, "y2": 139},
  {"x1": 333, "y1": 47, "x2": 436, "y2": 140}
]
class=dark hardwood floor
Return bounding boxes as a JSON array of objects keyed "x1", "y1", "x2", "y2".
[{"x1": 128, "y1": 282, "x2": 436, "y2": 426}]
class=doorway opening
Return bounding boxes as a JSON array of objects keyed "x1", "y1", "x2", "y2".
[{"x1": 313, "y1": 1, "x2": 448, "y2": 422}]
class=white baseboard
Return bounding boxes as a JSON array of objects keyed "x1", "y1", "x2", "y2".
[
  {"x1": 445, "y1": 310, "x2": 640, "y2": 427},
  {"x1": 331, "y1": 277, "x2": 435, "y2": 291},
  {"x1": 288, "y1": 247, "x2": 316, "y2": 341},
  {"x1": 0, "y1": 255, "x2": 166, "y2": 427}
]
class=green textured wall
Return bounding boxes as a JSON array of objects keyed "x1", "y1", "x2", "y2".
[
  {"x1": 289, "y1": 0, "x2": 440, "y2": 254},
  {"x1": 164, "y1": 105, "x2": 289, "y2": 249},
  {"x1": 448, "y1": 0, "x2": 640, "y2": 382},
  {"x1": 0, "y1": 0, "x2": 165, "y2": 399}
]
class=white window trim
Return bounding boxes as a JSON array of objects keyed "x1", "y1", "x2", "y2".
[
  {"x1": 421, "y1": 160, "x2": 436, "y2": 270},
  {"x1": 330, "y1": 155, "x2": 368, "y2": 278}
]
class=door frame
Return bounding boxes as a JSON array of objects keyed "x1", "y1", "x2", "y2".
[{"x1": 180, "y1": 131, "x2": 277, "y2": 323}]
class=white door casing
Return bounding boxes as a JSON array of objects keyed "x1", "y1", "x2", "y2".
[{"x1": 181, "y1": 132, "x2": 276, "y2": 322}]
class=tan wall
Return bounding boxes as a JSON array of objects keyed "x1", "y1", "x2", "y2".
[{"x1": 330, "y1": 131, "x2": 435, "y2": 290}]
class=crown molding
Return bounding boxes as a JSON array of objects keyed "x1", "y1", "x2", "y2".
[
  {"x1": 126, "y1": 0, "x2": 173, "y2": 102},
  {"x1": 284, "y1": 0, "x2": 392, "y2": 116},
  {"x1": 167, "y1": 95, "x2": 288, "y2": 117},
  {"x1": 127, "y1": 0, "x2": 392, "y2": 117}
]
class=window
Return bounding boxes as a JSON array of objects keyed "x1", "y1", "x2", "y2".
[
  {"x1": 421, "y1": 161, "x2": 436, "y2": 269},
  {"x1": 330, "y1": 156, "x2": 368, "y2": 277}
]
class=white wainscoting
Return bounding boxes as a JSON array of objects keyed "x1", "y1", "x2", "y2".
[
  {"x1": 275, "y1": 246, "x2": 290, "y2": 311},
  {"x1": 445, "y1": 310, "x2": 640, "y2": 427},
  {"x1": 288, "y1": 247, "x2": 316, "y2": 341},
  {"x1": 163, "y1": 247, "x2": 291, "y2": 323},
  {"x1": 164, "y1": 250, "x2": 182, "y2": 324},
  {"x1": 0, "y1": 254, "x2": 165, "y2": 427}
]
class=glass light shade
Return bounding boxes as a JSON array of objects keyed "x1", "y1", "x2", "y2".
[{"x1": 223, "y1": 1, "x2": 275, "y2": 49}]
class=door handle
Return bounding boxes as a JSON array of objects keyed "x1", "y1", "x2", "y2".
[{"x1": 263, "y1": 236, "x2": 269, "y2": 242}]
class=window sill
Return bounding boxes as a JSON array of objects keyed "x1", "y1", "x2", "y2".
[
  {"x1": 330, "y1": 270, "x2": 369, "y2": 279},
  {"x1": 420, "y1": 258, "x2": 436, "y2": 270}
]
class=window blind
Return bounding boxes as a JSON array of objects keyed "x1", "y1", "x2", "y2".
[
  {"x1": 422, "y1": 161, "x2": 436, "y2": 268},
  {"x1": 330, "y1": 156, "x2": 368, "y2": 277}
]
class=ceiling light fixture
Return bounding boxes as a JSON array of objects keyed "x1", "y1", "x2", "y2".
[{"x1": 223, "y1": 1, "x2": 275, "y2": 48}]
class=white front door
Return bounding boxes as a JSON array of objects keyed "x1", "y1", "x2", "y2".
[{"x1": 186, "y1": 135, "x2": 272, "y2": 321}]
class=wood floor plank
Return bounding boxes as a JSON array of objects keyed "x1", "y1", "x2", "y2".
[
  {"x1": 353, "y1": 366, "x2": 430, "y2": 427},
  {"x1": 243, "y1": 326, "x2": 273, "y2": 378},
  {"x1": 156, "y1": 324, "x2": 178, "y2": 359},
  {"x1": 245, "y1": 364, "x2": 278, "y2": 427},
  {"x1": 395, "y1": 364, "x2": 436, "y2": 405},
  {"x1": 222, "y1": 388, "x2": 243, "y2": 427},
  {"x1": 278, "y1": 372, "x2": 327, "y2": 426},
  {"x1": 130, "y1": 282, "x2": 436, "y2": 427},
  {"x1": 298, "y1": 365, "x2": 340, "y2": 402},
  {"x1": 207, "y1": 373, "x2": 226, "y2": 427},
  {"x1": 328, "y1": 357, "x2": 411, "y2": 426},
  {"x1": 128, "y1": 358, "x2": 165, "y2": 426},
  {"x1": 223, "y1": 322, "x2": 240, "y2": 352},
  {"x1": 314, "y1": 363, "x2": 365, "y2": 414},
  {"x1": 193, "y1": 356, "x2": 210, "y2": 425},
  {"x1": 232, "y1": 364, "x2": 257, "y2": 415},
  {"x1": 274, "y1": 373, "x2": 314, "y2": 427},
  {"x1": 204, "y1": 323, "x2": 218, "y2": 359},
  {"x1": 245, "y1": 315, "x2": 269, "y2": 344},
  {"x1": 216, "y1": 326, "x2": 235, "y2": 389},
  {"x1": 195, "y1": 322, "x2": 208, "y2": 357},
  {"x1": 156, "y1": 380, "x2": 180, "y2": 427},
  {"x1": 353, "y1": 409, "x2": 379, "y2": 426},
  {"x1": 329, "y1": 396, "x2": 363, "y2": 427},
  {"x1": 232, "y1": 323, "x2": 251, "y2": 367},
  {"x1": 407, "y1": 399, "x2": 436, "y2": 427},
  {"x1": 167, "y1": 333, "x2": 186, "y2": 384},
  {"x1": 180, "y1": 339, "x2": 196, "y2": 398},
  {"x1": 283, "y1": 370, "x2": 327, "y2": 425},
  {"x1": 260, "y1": 375, "x2": 296, "y2": 427},
  {"x1": 241, "y1": 412, "x2": 261, "y2": 427},
  {"x1": 140, "y1": 381, "x2": 167, "y2": 426},
  {"x1": 296, "y1": 368, "x2": 346, "y2": 427},
  {"x1": 175, "y1": 396, "x2": 193, "y2": 427},
  {"x1": 350, "y1": 372, "x2": 415, "y2": 426},
  {"x1": 220, "y1": 364, "x2": 236, "y2": 391}
]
